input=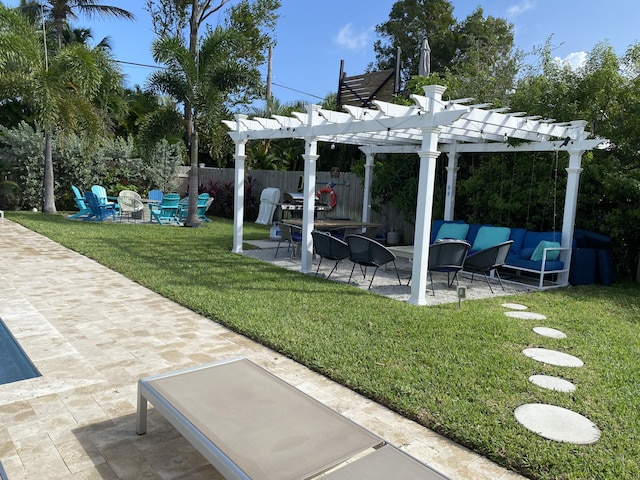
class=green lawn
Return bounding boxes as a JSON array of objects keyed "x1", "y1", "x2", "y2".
[{"x1": 8, "y1": 212, "x2": 640, "y2": 479}]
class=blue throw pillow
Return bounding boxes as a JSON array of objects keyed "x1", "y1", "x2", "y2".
[
  {"x1": 436, "y1": 222, "x2": 469, "y2": 241},
  {"x1": 472, "y1": 226, "x2": 511, "y2": 251},
  {"x1": 530, "y1": 241, "x2": 561, "y2": 261}
]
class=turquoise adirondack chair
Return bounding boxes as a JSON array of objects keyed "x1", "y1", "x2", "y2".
[
  {"x1": 149, "y1": 193, "x2": 181, "y2": 224},
  {"x1": 70, "y1": 185, "x2": 92, "y2": 219},
  {"x1": 148, "y1": 189, "x2": 163, "y2": 205},
  {"x1": 178, "y1": 193, "x2": 213, "y2": 223},
  {"x1": 83, "y1": 191, "x2": 117, "y2": 221},
  {"x1": 91, "y1": 185, "x2": 120, "y2": 215}
]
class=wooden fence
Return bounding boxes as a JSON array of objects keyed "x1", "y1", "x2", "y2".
[{"x1": 178, "y1": 167, "x2": 413, "y2": 243}]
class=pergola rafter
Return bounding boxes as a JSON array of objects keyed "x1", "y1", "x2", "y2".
[{"x1": 224, "y1": 85, "x2": 608, "y2": 305}]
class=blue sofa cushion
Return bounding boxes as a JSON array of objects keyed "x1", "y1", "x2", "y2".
[
  {"x1": 531, "y1": 240, "x2": 561, "y2": 261},
  {"x1": 506, "y1": 256, "x2": 564, "y2": 272},
  {"x1": 466, "y1": 223, "x2": 492, "y2": 247},
  {"x1": 435, "y1": 222, "x2": 469, "y2": 242},
  {"x1": 509, "y1": 228, "x2": 528, "y2": 256},
  {"x1": 520, "y1": 247, "x2": 535, "y2": 259},
  {"x1": 523, "y1": 231, "x2": 562, "y2": 249},
  {"x1": 472, "y1": 226, "x2": 511, "y2": 251},
  {"x1": 431, "y1": 220, "x2": 466, "y2": 244}
]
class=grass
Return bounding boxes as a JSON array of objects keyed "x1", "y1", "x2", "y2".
[{"x1": 8, "y1": 211, "x2": 640, "y2": 479}]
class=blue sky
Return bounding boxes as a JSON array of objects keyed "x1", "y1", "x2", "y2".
[{"x1": 5, "y1": 1, "x2": 640, "y2": 105}]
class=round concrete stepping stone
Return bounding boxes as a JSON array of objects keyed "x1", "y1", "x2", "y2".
[
  {"x1": 522, "y1": 348, "x2": 584, "y2": 367},
  {"x1": 501, "y1": 302, "x2": 528, "y2": 310},
  {"x1": 532, "y1": 326, "x2": 567, "y2": 339},
  {"x1": 529, "y1": 374, "x2": 576, "y2": 392},
  {"x1": 514, "y1": 403, "x2": 600, "y2": 444},
  {"x1": 504, "y1": 311, "x2": 547, "y2": 320}
]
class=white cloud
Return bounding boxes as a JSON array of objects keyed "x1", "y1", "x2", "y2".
[
  {"x1": 507, "y1": 1, "x2": 536, "y2": 17},
  {"x1": 334, "y1": 23, "x2": 372, "y2": 52},
  {"x1": 553, "y1": 51, "x2": 587, "y2": 69}
]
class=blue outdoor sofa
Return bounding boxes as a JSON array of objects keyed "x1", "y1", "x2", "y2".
[{"x1": 431, "y1": 220, "x2": 570, "y2": 289}]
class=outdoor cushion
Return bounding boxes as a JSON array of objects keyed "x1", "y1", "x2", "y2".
[
  {"x1": 435, "y1": 222, "x2": 469, "y2": 241},
  {"x1": 531, "y1": 241, "x2": 561, "y2": 261},
  {"x1": 508, "y1": 228, "x2": 528, "y2": 256},
  {"x1": 472, "y1": 226, "x2": 511, "y2": 252},
  {"x1": 520, "y1": 248, "x2": 535, "y2": 259}
]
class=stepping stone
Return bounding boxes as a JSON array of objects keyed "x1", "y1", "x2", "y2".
[
  {"x1": 529, "y1": 374, "x2": 576, "y2": 392},
  {"x1": 532, "y1": 326, "x2": 567, "y2": 339},
  {"x1": 514, "y1": 403, "x2": 600, "y2": 444},
  {"x1": 501, "y1": 303, "x2": 528, "y2": 310},
  {"x1": 504, "y1": 311, "x2": 547, "y2": 320},
  {"x1": 522, "y1": 348, "x2": 584, "y2": 367}
]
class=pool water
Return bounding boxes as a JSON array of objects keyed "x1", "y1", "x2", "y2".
[{"x1": 0, "y1": 318, "x2": 40, "y2": 385}]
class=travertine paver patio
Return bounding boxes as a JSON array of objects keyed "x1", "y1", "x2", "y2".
[{"x1": 0, "y1": 220, "x2": 524, "y2": 479}]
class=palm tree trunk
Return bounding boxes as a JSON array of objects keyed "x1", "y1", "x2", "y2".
[{"x1": 42, "y1": 129, "x2": 57, "y2": 213}]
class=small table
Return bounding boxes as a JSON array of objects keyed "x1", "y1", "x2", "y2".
[{"x1": 388, "y1": 245, "x2": 414, "y2": 260}]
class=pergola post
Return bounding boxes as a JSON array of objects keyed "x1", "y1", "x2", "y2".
[
  {"x1": 232, "y1": 140, "x2": 246, "y2": 253},
  {"x1": 559, "y1": 151, "x2": 584, "y2": 284},
  {"x1": 301, "y1": 139, "x2": 319, "y2": 273},
  {"x1": 444, "y1": 145, "x2": 459, "y2": 221},
  {"x1": 361, "y1": 149, "x2": 375, "y2": 222},
  {"x1": 410, "y1": 127, "x2": 442, "y2": 306}
]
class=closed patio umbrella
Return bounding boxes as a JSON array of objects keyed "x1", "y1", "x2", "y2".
[{"x1": 418, "y1": 37, "x2": 431, "y2": 76}]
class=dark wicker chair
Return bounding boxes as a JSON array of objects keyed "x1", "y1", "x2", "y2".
[
  {"x1": 346, "y1": 235, "x2": 402, "y2": 289},
  {"x1": 463, "y1": 240, "x2": 514, "y2": 293},
  {"x1": 311, "y1": 230, "x2": 350, "y2": 279},
  {"x1": 427, "y1": 240, "x2": 471, "y2": 296}
]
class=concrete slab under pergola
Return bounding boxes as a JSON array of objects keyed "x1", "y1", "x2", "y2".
[{"x1": 224, "y1": 85, "x2": 608, "y2": 305}]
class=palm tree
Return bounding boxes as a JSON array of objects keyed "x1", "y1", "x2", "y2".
[
  {"x1": 0, "y1": 5, "x2": 125, "y2": 212},
  {"x1": 18, "y1": 0, "x2": 134, "y2": 49}
]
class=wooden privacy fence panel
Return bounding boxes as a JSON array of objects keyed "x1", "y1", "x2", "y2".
[{"x1": 179, "y1": 167, "x2": 412, "y2": 242}]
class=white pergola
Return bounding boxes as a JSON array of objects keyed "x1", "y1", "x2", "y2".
[{"x1": 224, "y1": 85, "x2": 607, "y2": 305}]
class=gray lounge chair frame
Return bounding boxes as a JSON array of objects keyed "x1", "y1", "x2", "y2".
[{"x1": 137, "y1": 358, "x2": 449, "y2": 480}]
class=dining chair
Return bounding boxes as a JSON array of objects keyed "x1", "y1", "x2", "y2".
[
  {"x1": 311, "y1": 230, "x2": 350, "y2": 279},
  {"x1": 346, "y1": 235, "x2": 402, "y2": 289},
  {"x1": 463, "y1": 240, "x2": 514, "y2": 293}
]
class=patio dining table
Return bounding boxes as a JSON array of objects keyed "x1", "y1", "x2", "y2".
[{"x1": 282, "y1": 218, "x2": 381, "y2": 237}]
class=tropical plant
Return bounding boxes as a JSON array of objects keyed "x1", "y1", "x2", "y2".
[
  {"x1": 18, "y1": 0, "x2": 134, "y2": 49},
  {"x1": 146, "y1": 0, "x2": 280, "y2": 226},
  {"x1": 0, "y1": 5, "x2": 126, "y2": 213}
]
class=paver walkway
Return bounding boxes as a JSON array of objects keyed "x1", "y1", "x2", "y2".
[{"x1": 0, "y1": 220, "x2": 525, "y2": 479}]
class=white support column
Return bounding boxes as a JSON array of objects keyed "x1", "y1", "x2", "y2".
[
  {"x1": 559, "y1": 149, "x2": 583, "y2": 284},
  {"x1": 361, "y1": 150, "x2": 375, "y2": 222},
  {"x1": 232, "y1": 140, "x2": 246, "y2": 253},
  {"x1": 410, "y1": 127, "x2": 441, "y2": 306},
  {"x1": 301, "y1": 139, "x2": 319, "y2": 273},
  {"x1": 444, "y1": 145, "x2": 459, "y2": 221}
]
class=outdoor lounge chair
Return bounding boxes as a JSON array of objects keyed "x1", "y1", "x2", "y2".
[
  {"x1": 178, "y1": 193, "x2": 212, "y2": 223},
  {"x1": 91, "y1": 185, "x2": 119, "y2": 214},
  {"x1": 149, "y1": 193, "x2": 181, "y2": 225},
  {"x1": 427, "y1": 240, "x2": 471, "y2": 295},
  {"x1": 118, "y1": 190, "x2": 144, "y2": 222},
  {"x1": 137, "y1": 358, "x2": 449, "y2": 480},
  {"x1": 463, "y1": 240, "x2": 514, "y2": 294},
  {"x1": 70, "y1": 185, "x2": 92, "y2": 219},
  {"x1": 147, "y1": 189, "x2": 163, "y2": 205},
  {"x1": 346, "y1": 234, "x2": 402, "y2": 289},
  {"x1": 312, "y1": 230, "x2": 350, "y2": 279},
  {"x1": 83, "y1": 191, "x2": 117, "y2": 221}
]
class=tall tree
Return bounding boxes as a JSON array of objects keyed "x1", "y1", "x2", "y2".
[
  {"x1": 0, "y1": 5, "x2": 125, "y2": 212},
  {"x1": 146, "y1": 0, "x2": 280, "y2": 226},
  {"x1": 18, "y1": 0, "x2": 134, "y2": 49},
  {"x1": 373, "y1": 0, "x2": 456, "y2": 84}
]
